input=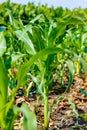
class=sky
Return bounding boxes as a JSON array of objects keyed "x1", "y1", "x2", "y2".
[{"x1": 0, "y1": 0, "x2": 87, "y2": 9}]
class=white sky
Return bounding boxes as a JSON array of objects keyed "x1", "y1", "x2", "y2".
[{"x1": 0, "y1": 0, "x2": 87, "y2": 9}]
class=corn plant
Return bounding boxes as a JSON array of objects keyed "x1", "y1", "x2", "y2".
[
  {"x1": 15, "y1": 18, "x2": 79, "y2": 129},
  {"x1": 0, "y1": 29, "x2": 37, "y2": 130},
  {"x1": 62, "y1": 21, "x2": 87, "y2": 74},
  {"x1": 1, "y1": 4, "x2": 87, "y2": 130},
  {"x1": 68, "y1": 99, "x2": 85, "y2": 130}
]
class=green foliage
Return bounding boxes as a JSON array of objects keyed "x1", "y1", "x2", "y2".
[
  {"x1": 0, "y1": 32, "x2": 6, "y2": 57},
  {"x1": 14, "y1": 103, "x2": 37, "y2": 130},
  {"x1": 15, "y1": 26, "x2": 36, "y2": 55},
  {"x1": 0, "y1": 1, "x2": 87, "y2": 130},
  {"x1": 0, "y1": 58, "x2": 8, "y2": 128},
  {"x1": 80, "y1": 114, "x2": 87, "y2": 121},
  {"x1": 68, "y1": 98, "x2": 79, "y2": 119},
  {"x1": 65, "y1": 60, "x2": 75, "y2": 92},
  {"x1": 0, "y1": 27, "x2": 37, "y2": 130},
  {"x1": 80, "y1": 88, "x2": 87, "y2": 96},
  {"x1": 20, "y1": 104, "x2": 37, "y2": 130},
  {"x1": 17, "y1": 48, "x2": 63, "y2": 87}
]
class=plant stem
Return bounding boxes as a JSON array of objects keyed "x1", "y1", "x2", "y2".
[
  {"x1": 76, "y1": 60, "x2": 80, "y2": 74},
  {"x1": 65, "y1": 74, "x2": 73, "y2": 93},
  {"x1": 44, "y1": 86, "x2": 49, "y2": 130}
]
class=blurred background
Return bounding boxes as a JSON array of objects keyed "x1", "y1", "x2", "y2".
[{"x1": 0, "y1": 0, "x2": 87, "y2": 9}]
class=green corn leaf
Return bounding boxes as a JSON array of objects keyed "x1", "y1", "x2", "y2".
[
  {"x1": 74, "y1": 54, "x2": 87, "y2": 73},
  {"x1": 65, "y1": 49, "x2": 87, "y2": 74},
  {"x1": 0, "y1": 102, "x2": 15, "y2": 130},
  {"x1": 7, "y1": 9, "x2": 19, "y2": 29},
  {"x1": 67, "y1": 60, "x2": 75, "y2": 76},
  {"x1": 7, "y1": 9, "x2": 15, "y2": 26},
  {"x1": 5, "y1": 107, "x2": 15, "y2": 130},
  {"x1": 20, "y1": 104, "x2": 37, "y2": 130},
  {"x1": 48, "y1": 15, "x2": 84, "y2": 47},
  {"x1": 50, "y1": 96, "x2": 64, "y2": 113},
  {"x1": 15, "y1": 27, "x2": 36, "y2": 55},
  {"x1": 0, "y1": 58, "x2": 8, "y2": 109},
  {"x1": 17, "y1": 47, "x2": 63, "y2": 87},
  {"x1": 11, "y1": 52, "x2": 25, "y2": 64},
  {"x1": 78, "y1": 57, "x2": 87, "y2": 73},
  {"x1": 65, "y1": 60, "x2": 75, "y2": 92},
  {"x1": 68, "y1": 98, "x2": 78, "y2": 118},
  {"x1": 80, "y1": 114, "x2": 87, "y2": 121},
  {"x1": 28, "y1": 71, "x2": 44, "y2": 97},
  {"x1": 37, "y1": 69, "x2": 45, "y2": 97},
  {"x1": 30, "y1": 14, "x2": 43, "y2": 23},
  {"x1": 82, "y1": 33, "x2": 87, "y2": 42},
  {"x1": 48, "y1": 22, "x2": 66, "y2": 46},
  {"x1": 0, "y1": 58, "x2": 8, "y2": 128},
  {"x1": 31, "y1": 26, "x2": 46, "y2": 51},
  {"x1": 80, "y1": 88, "x2": 87, "y2": 96},
  {"x1": 14, "y1": 104, "x2": 37, "y2": 130},
  {"x1": 27, "y1": 26, "x2": 45, "y2": 52},
  {"x1": 0, "y1": 32, "x2": 6, "y2": 57}
]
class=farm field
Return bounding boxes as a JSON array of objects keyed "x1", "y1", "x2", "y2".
[
  {"x1": 14, "y1": 73, "x2": 87, "y2": 130},
  {"x1": 0, "y1": 1, "x2": 87, "y2": 130}
]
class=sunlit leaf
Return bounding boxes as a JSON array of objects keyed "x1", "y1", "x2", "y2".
[
  {"x1": 11, "y1": 52, "x2": 25, "y2": 64},
  {"x1": 0, "y1": 32, "x2": 6, "y2": 57},
  {"x1": 15, "y1": 27, "x2": 36, "y2": 55},
  {"x1": 30, "y1": 14, "x2": 43, "y2": 23},
  {"x1": 17, "y1": 47, "x2": 63, "y2": 87}
]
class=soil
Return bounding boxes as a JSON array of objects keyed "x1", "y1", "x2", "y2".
[{"x1": 14, "y1": 73, "x2": 87, "y2": 130}]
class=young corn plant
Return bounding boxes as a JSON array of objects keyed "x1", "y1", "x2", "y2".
[
  {"x1": 68, "y1": 99, "x2": 85, "y2": 129},
  {"x1": 0, "y1": 28, "x2": 37, "y2": 130},
  {"x1": 15, "y1": 14, "x2": 87, "y2": 129},
  {"x1": 1, "y1": 4, "x2": 87, "y2": 130},
  {"x1": 62, "y1": 23, "x2": 87, "y2": 75},
  {"x1": 15, "y1": 20, "x2": 72, "y2": 129}
]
